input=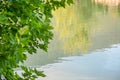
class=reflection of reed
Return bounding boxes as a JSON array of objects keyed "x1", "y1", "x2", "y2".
[
  {"x1": 52, "y1": 0, "x2": 120, "y2": 54},
  {"x1": 52, "y1": 2, "x2": 91, "y2": 54},
  {"x1": 92, "y1": 0, "x2": 120, "y2": 6}
]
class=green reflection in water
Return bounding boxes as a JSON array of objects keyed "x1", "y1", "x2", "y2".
[
  {"x1": 24, "y1": 0, "x2": 120, "y2": 67},
  {"x1": 52, "y1": 0, "x2": 120, "y2": 54}
]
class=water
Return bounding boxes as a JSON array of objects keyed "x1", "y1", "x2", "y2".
[
  {"x1": 35, "y1": 44, "x2": 119, "y2": 80},
  {"x1": 24, "y1": 0, "x2": 120, "y2": 80}
]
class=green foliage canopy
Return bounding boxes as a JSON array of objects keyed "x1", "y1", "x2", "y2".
[{"x1": 0, "y1": 0, "x2": 73, "y2": 79}]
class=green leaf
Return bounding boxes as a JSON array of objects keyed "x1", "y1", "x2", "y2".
[{"x1": 0, "y1": 0, "x2": 73, "y2": 79}]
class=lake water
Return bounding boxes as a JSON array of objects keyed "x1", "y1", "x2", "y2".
[{"x1": 24, "y1": 0, "x2": 120, "y2": 80}]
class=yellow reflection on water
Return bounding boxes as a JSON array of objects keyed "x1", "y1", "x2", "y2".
[
  {"x1": 52, "y1": 0, "x2": 120, "y2": 54},
  {"x1": 52, "y1": 2, "x2": 92, "y2": 53}
]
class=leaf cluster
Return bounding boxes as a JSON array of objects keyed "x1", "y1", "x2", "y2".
[{"x1": 0, "y1": 0, "x2": 73, "y2": 79}]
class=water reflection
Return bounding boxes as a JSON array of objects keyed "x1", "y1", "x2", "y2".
[
  {"x1": 24, "y1": 0, "x2": 120, "y2": 80},
  {"x1": 52, "y1": 0, "x2": 120, "y2": 53},
  {"x1": 39, "y1": 44, "x2": 120, "y2": 80},
  {"x1": 52, "y1": 0, "x2": 93, "y2": 53},
  {"x1": 93, "y1": 0, "x2": 120, "y2": 6},
  {"x1": 24, "y1": 0, "x2": 120, "y2": 66}
]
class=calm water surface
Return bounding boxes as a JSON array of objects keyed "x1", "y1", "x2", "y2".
[{"x1": 25, "y1": 0, "x2": 120, "y2": 80}]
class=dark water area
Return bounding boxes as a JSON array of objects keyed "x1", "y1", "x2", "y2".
[{"x1": 24, "y1": 0, "x2": 120, "y2": 80}]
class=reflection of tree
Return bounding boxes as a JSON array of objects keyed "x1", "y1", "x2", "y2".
[
  {"x1": 52, "y1": 0, "x2": 120, "y2": 54},
  {"x1": 118, "y1": 5, "x2": 120, "y2": 15},
  {"x1": 52, "y1": 0, "x2": 93, "y2": 53},
  {"x1": 63, "y1": 25, "x2": 91, "y2": 53},
  {"x1": 93, "y1": 0, "x2": 120, "y2": 15}
]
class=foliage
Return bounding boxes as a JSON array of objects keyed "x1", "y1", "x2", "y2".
[{"x1": 0, "y1": 0, "x2": 73, "y2": 79}]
